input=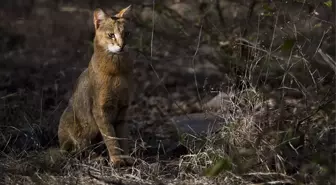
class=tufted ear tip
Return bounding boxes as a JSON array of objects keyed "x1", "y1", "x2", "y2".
[{"x1": 115, "y1": 5, "x2": 132, "y2": 18}]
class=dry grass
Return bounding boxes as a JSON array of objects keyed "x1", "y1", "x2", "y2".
[{"x1": 1, "y1": 0, "x2": 335, "y2": 184}]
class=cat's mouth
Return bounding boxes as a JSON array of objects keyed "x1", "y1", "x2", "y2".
[{"x1": 107, "y1": 44, "x2": 125, "y2": 54}]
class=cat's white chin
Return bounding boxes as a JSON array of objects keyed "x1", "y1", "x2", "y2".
[{"x1": 107, "y1": 44, "x2": 121, "y2": 53}]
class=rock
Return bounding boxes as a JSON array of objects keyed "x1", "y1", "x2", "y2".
[
  {"x1": 170, "y1": 112, "x2": 223, "y2": 136},
  {"x1": 204, "y1": 91, "x2": 234, "y2": 111},
  {"x1": 158, "y1": 113, "x2": 224, "y2": 156}
]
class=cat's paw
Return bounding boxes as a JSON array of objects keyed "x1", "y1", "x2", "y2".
[
  {"x1": 110, "y1": 155, "x2": 135, "y2": 167},
  {"x1": 110, "y1": 156, "x2": 126, "y2": 167}
]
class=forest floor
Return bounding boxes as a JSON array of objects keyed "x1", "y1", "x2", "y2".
[{"x1": 0, "y1": 0, "x2": 335, "y2": 184}]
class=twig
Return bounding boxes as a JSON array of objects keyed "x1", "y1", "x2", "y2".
[
  {"x1": 296, "y1": 92, "x2": 335, "y2": 128},
  {"x1": 192, "y1": 23, "x2": 203, "y2": 110},
  {"x1": 150, "y1": 1, "x2": 155, "y2": 60},
  {"x1": 250, "y1": 180, "x2": 294, "y2": 185},
  {"x1": 313, "y1": 27, "x2": 331, "y2": 58},
  {"x1": 0, "y1": 93, "x2": 18, "y2": 100},
  {"x1": 244, "y1": 172, "x2": 295, "y2": 179},
  {"x1": 317, "y1": 48, "x2": 336, "y2": 73},
  {"x1": 144, "y1": 0, "x2": 191, "y2": 118}
]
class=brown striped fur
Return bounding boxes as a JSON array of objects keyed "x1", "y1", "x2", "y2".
[{"x1": 58, "y1": 5, "x2": 134, "y2": 166}]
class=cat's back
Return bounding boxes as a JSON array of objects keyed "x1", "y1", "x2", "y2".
[{"x1": 70, "y1": 68, "x2": 93, "y2": 117}]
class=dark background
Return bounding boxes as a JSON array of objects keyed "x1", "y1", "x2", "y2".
[{"x1": 0, "y1": 0, "x2": 335, "y2": 184}]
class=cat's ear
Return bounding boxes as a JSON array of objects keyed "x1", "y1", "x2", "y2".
[
  {"x1": 115, "y1": 5, "x2": 131, "y2": 18},
  {"x1": 93, "y1": 8, "x2": 107, "y2": 30}
]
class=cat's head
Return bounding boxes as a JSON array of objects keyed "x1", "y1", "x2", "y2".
[{"x1": 93, "y1": 5, "x2": 131, "y2": 54}]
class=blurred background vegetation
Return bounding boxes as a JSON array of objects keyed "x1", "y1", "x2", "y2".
[{"x1": 0, "y1": 0, "x2": 335, "y2": 184}]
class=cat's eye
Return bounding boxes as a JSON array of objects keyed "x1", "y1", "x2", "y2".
[{"x1": 107, "y1": 33, "x2": 115, "y2": 39}]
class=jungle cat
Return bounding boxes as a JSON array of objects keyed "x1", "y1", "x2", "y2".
[{"x1": 58, "y1": 5, "x2": 134, "y2": 167}]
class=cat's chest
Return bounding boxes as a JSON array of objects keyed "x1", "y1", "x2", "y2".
[
  {"x1": 96, "y1": 76, "x2": 132, "y2": 103},
  {"x1": 98, "y1": 75, "x2": 129, "y2": 91}
]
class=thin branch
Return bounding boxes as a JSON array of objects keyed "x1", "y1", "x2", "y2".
[
  {"x1": 192, "y1": 23, "x2": 203, "y2": 110},
  {"x1": 146, "y1": 0, "x2": 190, "y2": 117}
]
